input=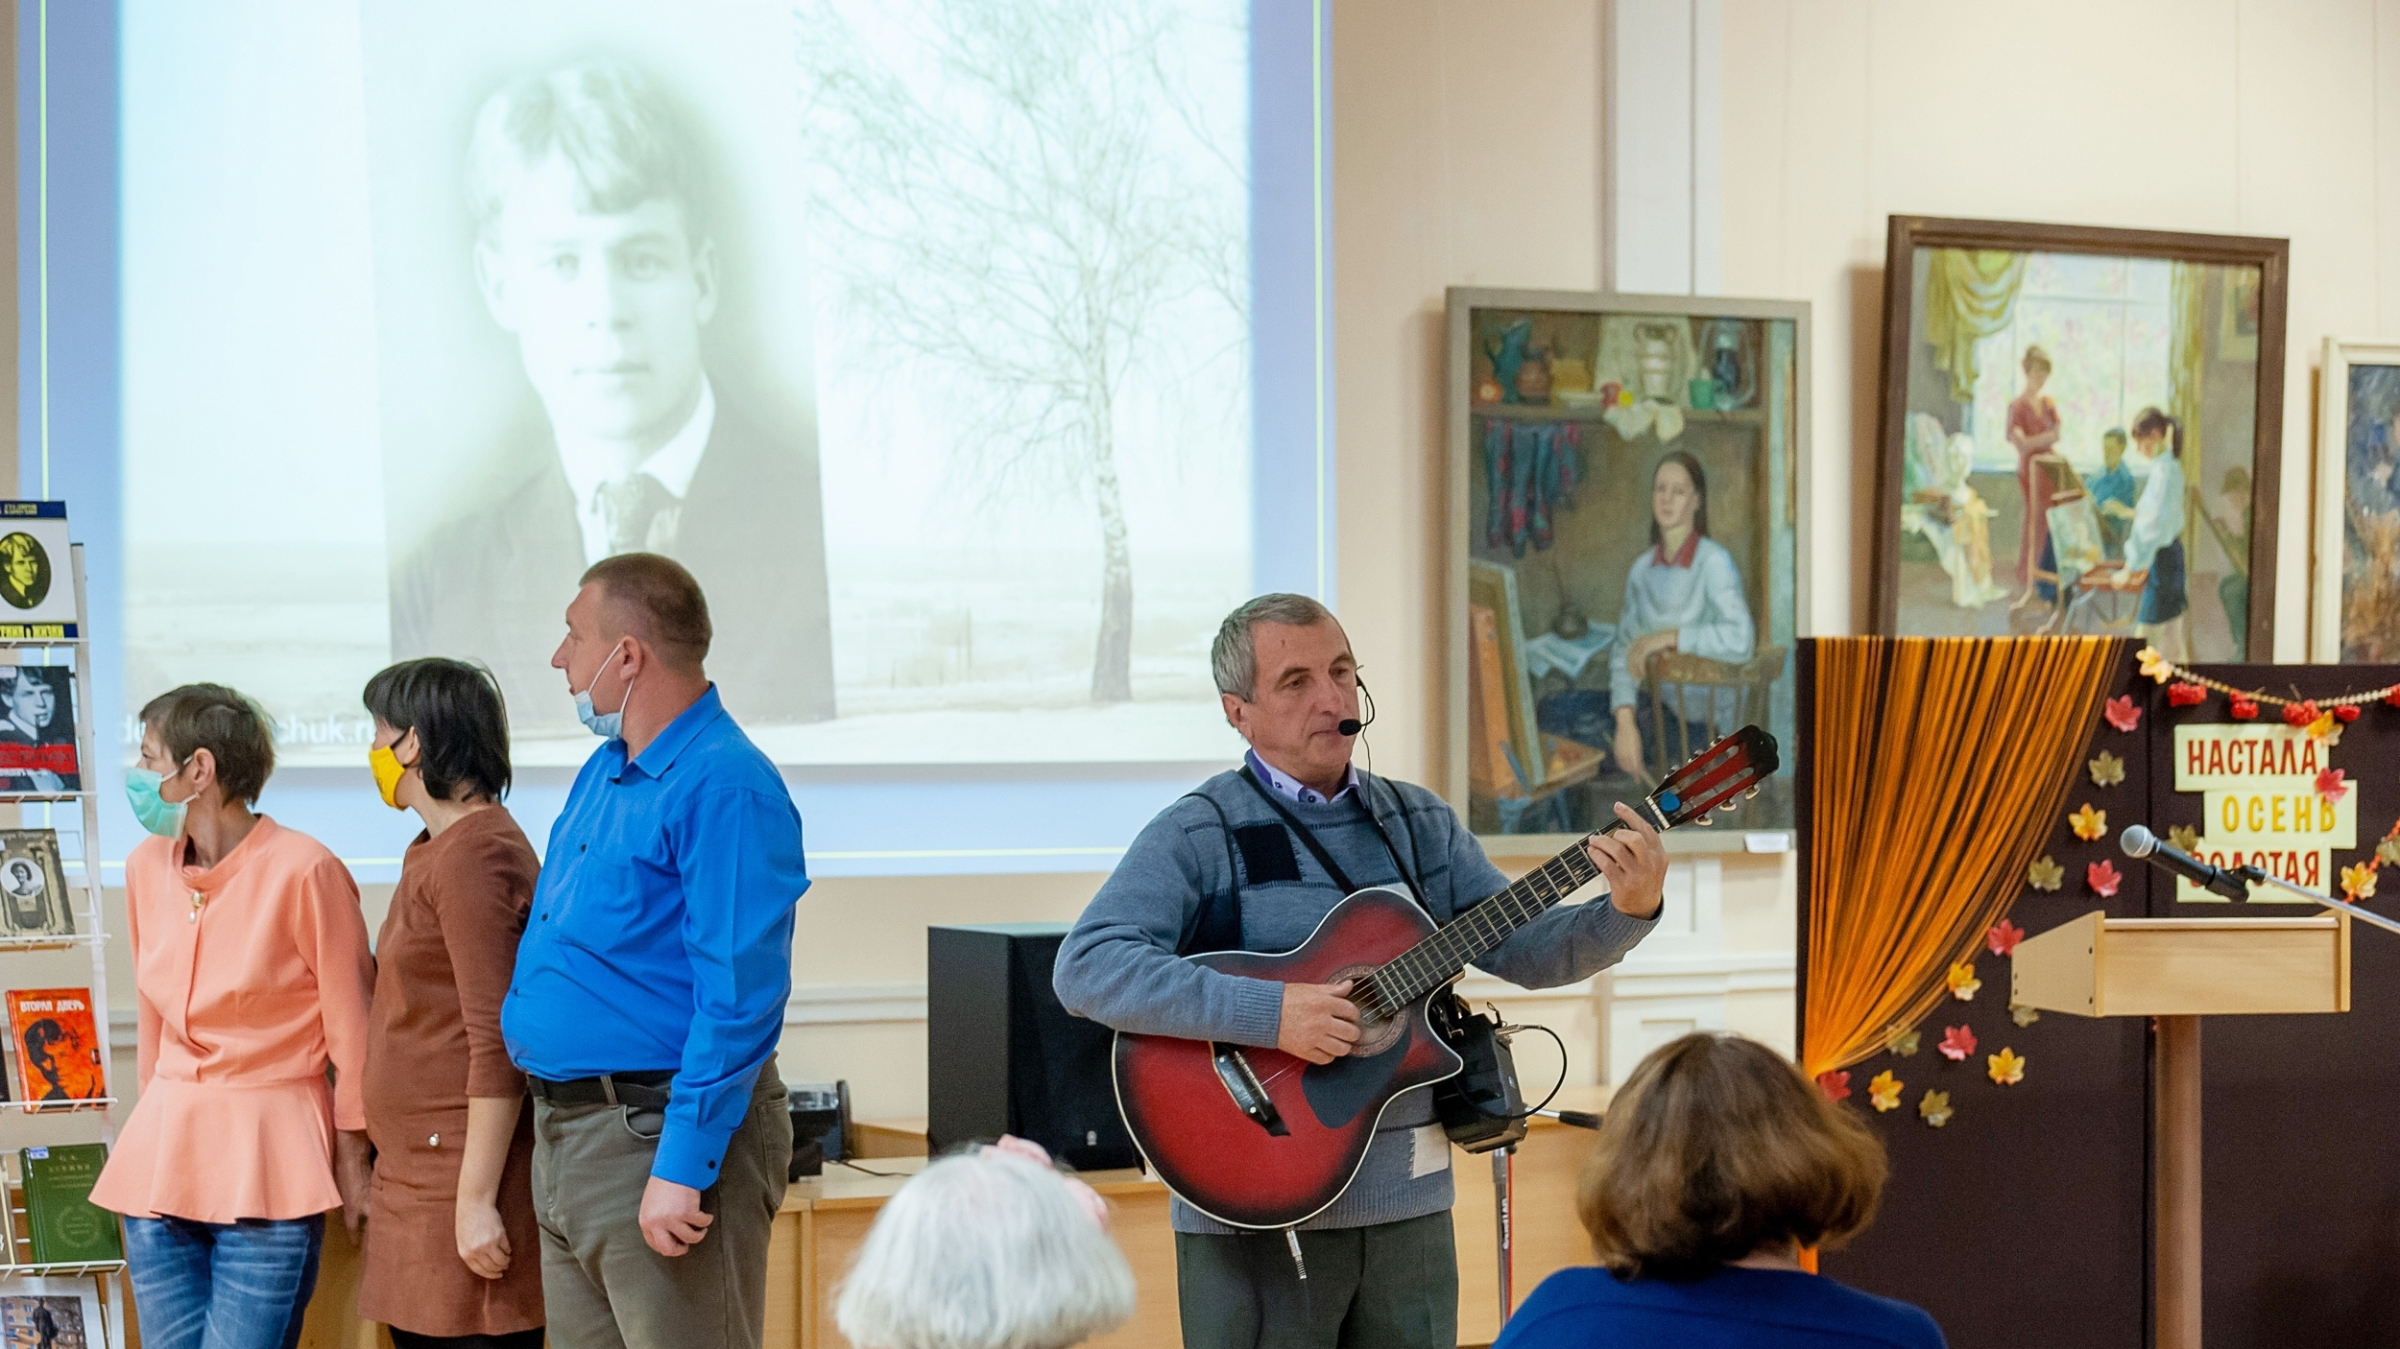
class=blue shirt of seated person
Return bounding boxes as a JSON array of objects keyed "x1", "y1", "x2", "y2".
[{"x1": 1492, "y1": 1031, "x2": 1945, "y2": 1349}]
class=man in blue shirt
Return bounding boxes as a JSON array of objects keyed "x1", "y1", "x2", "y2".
[{"x1": 503, "y1": 551, "x2": 810, "y2": 1349}]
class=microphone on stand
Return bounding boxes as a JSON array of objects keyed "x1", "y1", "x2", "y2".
[{"x1": 2120, "y1": 824, "x2": 2258, "y2": 901}]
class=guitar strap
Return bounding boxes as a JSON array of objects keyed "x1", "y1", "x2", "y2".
[
  {"x1": 1174, "y1": 766, "x2": 1429, "y2": 958},
  {"x1": 1237, "y1": 765, "x2": 1425, "y2": 901}
]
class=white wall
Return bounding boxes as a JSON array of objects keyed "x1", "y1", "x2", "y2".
[{"x1": 1720, "y1": 0, "x2": 2400, "y2": 651}]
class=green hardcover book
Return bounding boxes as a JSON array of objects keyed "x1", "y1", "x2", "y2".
[{"x1": 20, "y1": 1142, "x2": 120, "y2": 1263}]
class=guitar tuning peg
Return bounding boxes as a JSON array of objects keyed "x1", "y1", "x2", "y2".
[
  {"x1": 1695, "y1": 815, "x2": 1713, "y2": 826},
  {"x1": 1718, "y1": 799, "x2": 1738, "y2": 813},
  {"x1": 1744, "y1": 786, "x2": 1761, "y2": 799}
]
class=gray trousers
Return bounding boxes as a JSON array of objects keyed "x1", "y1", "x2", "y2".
[
  {"x1": 531, "y1": 1061, "x2": 791, "y2": 1349},
  {"x1": 1173, "y1": 1211, "x2": 1458, "y2": 1349}
]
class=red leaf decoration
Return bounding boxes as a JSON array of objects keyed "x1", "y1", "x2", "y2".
[
  {"x1": 2087, "y1": 858, "x2": 2122, "y2": 897},
  {"x1": 2318, "y1": 768, "x2": 2350, "y2": 806},
  {"x1": 2284, "y1": 700, "x2": 2320, "y2": 728},
  {"x1": 1815, "y1": 1070, "x2": 1851, "y2": 1102},
  {"x1": 2337, "y1": 704, "x2": 2362, "y2": 723},
  {"x1": 2168, "y1": 682, "x2": 2208, "y2": 708},
  {"x1": 2230, "y1": 693, "x2": 2260, "y2": 721},
  {"x1": 2104, "y1": 695, "x2": 2141, "y2": 732},
  {"x1": 1938, "y1": 1024, "x2": 1978, "y2": 1061},
  {"x1": 1986, "y1": 918, "x2": 2026, "y2": 957}
]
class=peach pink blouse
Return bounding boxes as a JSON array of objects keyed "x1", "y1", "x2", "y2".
[{"x1": 91, "y1": 816, "x2": 375, "y2": 1223}]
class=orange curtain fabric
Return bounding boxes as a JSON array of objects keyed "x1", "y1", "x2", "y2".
[{"x1": 1801, "y1": 637, "x2": 2128, "y2": 1078}]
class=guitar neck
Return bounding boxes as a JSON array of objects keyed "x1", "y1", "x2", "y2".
[{"x1": 1362, "y1": 823, "x2": 1619, "y2": 1012}]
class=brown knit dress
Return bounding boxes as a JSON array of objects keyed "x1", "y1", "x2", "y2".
[{"x1": 356, "y1": 807, "x2": 545, "y2": 1338}]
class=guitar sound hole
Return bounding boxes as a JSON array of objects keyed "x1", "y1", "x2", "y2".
[{"x1": 1332, "y1": 963, "x2": 1408, "y2": 1057}]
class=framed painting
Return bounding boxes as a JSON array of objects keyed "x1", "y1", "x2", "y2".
[
  {"x1": 2310, "y1": 338, "x2": 2400, "y2": 661},
  {"x1": 1870, "y1": 217, "x2": 2287, "y2": 660},
  {"x1": 1445, "y1": 288, "x2": 1809, "y2": 851}
]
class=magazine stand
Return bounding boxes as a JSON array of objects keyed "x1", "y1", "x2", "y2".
[
  {"x1": 2012, "y1": 909, "x2": 2351, "y2": 1349},
  {"x1": 0, "y1": 545, "x2": 128, "y2": 1348}
]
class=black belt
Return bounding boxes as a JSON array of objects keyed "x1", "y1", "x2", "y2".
[{"x1": 527, "y1": 1069, "x2": 675, "y2": 1109}]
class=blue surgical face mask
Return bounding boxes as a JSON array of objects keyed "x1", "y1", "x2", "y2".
[
  {"x1": 125, "y1": 763, "x2": 190, "y2": 838},
  {"x1": 571, "y1": 640, "x2": 634, "y2": 739}
]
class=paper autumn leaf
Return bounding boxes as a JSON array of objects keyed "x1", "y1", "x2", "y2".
[
  {"x1": 2342, "y1": 861, "x2": 2379, "y2": 902},
  {"x1": 2307, "y1": 712, "x2": 2343, "y2": 747},
  {"x1": 2087, "y1": 859, "x2": 2122, "y2": 898},
  {"x1": 1816, "y1": 1070, "x2": 1852, "y2": 1103},
  {"x1": 2011, "y1": 1004, "x2": 2041, "y2": 1027},
  {"x1": 2378, "y1": 837, "x2": 2400, "y2": 868},
  {"x1": 1886, "y1": 1028, "x2": 1921, "y2": 1058},
  {"x1": 2168, "y1": 681, "x2": 2208, "y2": 708},
  {"x1": 2069, "y1": 803, "x2": 2107, "y2": 841},
  {"x1": 1987, "y1": 1047, "x2": 2027, "y2": 1086},
  {"x1": 2137, "y1": 647, "x2": 2173, "y2": 684},
  {"x1": 2168, "y1": 825, "x2": 2200, "y2": 853},
  {"x1": 1919, "y1": 1089, "x2": 1954, "y2": 1127},
  {"x1": 2229, "y1": 693, "x2": 2260, "y2": 721},
  {"x1": 2027, "y1": 855, "x2": 2064, "y2": 892},
  {"x1": 2089, "y1": 751, "x2": 2126, "y2": 788},
  {"x1": 2103, "y1": 695, "x2": 2141, "y2": 732},
  {"x1": 1986, "y1": 918, "x2": 2025, "y2": 957},
  {"x1": 1938, "y1": 1024, "x2": 1977, "y2": 1061},
  {"x1": 1947, "y1": 960, "x2": 1981, "y2": 1001},
  {"x1": 2318, "y1": 769, "x2": 2349, "y2": 807},
  {"x1": 1868, "y1": 1070, "x2": 1903, "y2": 1112}
]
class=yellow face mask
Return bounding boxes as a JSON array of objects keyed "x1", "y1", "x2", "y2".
[{"x1": 369, "y1": 743, "x2": 410, "y2": 810}]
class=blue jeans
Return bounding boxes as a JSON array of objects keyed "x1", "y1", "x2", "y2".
[{"x1": 123, "y1": 1214, "x2": 324, "y2": 1349}]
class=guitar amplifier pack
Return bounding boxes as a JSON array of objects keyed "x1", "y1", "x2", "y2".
[{"x1": 926, "y1": 922, "x2": 1143, "y2": 1171}]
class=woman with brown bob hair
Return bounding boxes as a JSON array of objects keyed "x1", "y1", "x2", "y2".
[{"x1": 1492, "y1": 1033, "x2": 1945, "y2": 1348}]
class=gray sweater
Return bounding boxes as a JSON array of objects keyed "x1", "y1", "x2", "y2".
[{"x1": 1054, "y1": 768, "x2": 1655, "y2": 1234}]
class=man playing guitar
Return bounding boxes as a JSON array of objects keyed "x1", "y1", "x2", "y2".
[{"x1": 1054, "y1": 593, "x2": 1669, "y2": 1349}]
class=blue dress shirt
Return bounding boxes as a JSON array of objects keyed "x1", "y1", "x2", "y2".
[{"x1": 503, "y1": 686, "x2": 810, "y2": 1188}]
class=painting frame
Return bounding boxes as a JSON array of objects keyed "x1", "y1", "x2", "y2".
[
  {"x1": 1445, "y1": 287, "x2": 1812, "y2": 856},
  {"x1": 1869, "y1": 215, "x2": 2289, "y2": 657},
  {"x1": 2308, "y1": 337, "x2": 2400, "y2": 661}
]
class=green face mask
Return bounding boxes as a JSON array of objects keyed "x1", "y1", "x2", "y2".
[{"x1": 124, "y1": 765, "x2": 189, "y2": 838}]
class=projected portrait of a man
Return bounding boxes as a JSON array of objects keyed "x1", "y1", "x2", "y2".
[{"x1": 388, "y1": 59, "x2": 835, "y2": 731}]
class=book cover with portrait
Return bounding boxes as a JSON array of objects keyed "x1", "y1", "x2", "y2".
[
  {"x1": 0, "y1": 1286, "x2": 94, "y2": 1348},
  {"x1": 0, "y1": 668, "x2": 77, "y2": 795},
  {"x1": 4, "y1": 991, "x2": 103, "y2": 1107},
  {"x1": 0, "y1": 503, "x2": 76, "y2": 640},
  {"x1": 0, "y1": 832, "x2": 73, "y2": 939}
]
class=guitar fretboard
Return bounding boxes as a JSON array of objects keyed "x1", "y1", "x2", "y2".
[{"x1": 1357, "y1": 831, "x2": 1608, "y2": 1015}]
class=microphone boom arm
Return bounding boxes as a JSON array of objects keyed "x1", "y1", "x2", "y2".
[{"x1": 2241, "y1": 868, "x2": 2400, "y2": 939}]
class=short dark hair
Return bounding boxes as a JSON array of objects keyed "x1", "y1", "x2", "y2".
[
  {"x1": 139, "y1": 684, "x2": 275, "y2": 806},
  {"x1": 466, "y1": 59, "x2": 709, "y2": 245},
  {"x1": 362, "y1": 658, "x2": 513, "y2": 803},
  {"x1": 1577, "y1": 1033, "x2": 1887, "y2": 1280},
  {"x1": 581, "y1": 552, "x2": 713, "y2": 672}
]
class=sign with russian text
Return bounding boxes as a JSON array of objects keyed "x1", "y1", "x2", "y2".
[{"x1": 2170, "y1": 723, "x2": 2343, "y2": 901}]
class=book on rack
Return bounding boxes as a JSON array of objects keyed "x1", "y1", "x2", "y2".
[
  {"x1": 0, "y1": 503, "x2": 76, "y2": 641},
  {"x1": 18, "y1": 1144, "x2": 119, "y2": 1265},
  {"x1": 0, "y1": 832, "x2": 72, "y2": 938},
  {"x1": 0, "y1": 1281, "x2": 95, "y2": 1348},
  {"x1": 0, "y1": 666, "x2": 76, "y2": 795},
  {"x1": 3, "y1": 991, "x2": 102, "y2": 1107}
]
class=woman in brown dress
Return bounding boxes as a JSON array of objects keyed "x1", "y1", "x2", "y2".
[{"x1": 356, "y1": 659, "x2": 544, "y2": 1349}]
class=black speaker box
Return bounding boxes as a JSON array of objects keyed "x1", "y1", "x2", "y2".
[{"x1": 926, "y1": 922, "x2": 1141, "y2": 1171}]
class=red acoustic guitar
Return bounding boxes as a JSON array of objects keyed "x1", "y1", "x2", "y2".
[{"x1": 1112, "y1": 725, "x2": 1779, "y2": 1229}]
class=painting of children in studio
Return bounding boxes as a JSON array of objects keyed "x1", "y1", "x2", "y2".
[
  {"x1": 1880, "y1": 241, "x2": 2273, "y2": 657},
  {"x1": 1455, "y1": 299, "x2": 1801, "y2": 839}
]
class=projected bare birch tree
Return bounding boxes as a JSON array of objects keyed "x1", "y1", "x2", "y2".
[{"x1": 797, "y1": 0, "x2": 1245, "y2": 705}]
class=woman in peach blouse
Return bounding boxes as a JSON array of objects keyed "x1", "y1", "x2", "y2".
[{"x1": 91, "y1": 685, "x2": 374, "y2": 1349}]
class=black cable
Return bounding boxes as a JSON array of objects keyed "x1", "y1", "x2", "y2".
[
  {"x1": 1480, "y1": 1021, "x2": 1571, "y2": 1122},
  {"x1": 833, "y1": 1159, "x2": 907, "y2": 1178}
]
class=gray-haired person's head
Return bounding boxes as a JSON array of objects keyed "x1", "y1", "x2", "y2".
[
  {"x1": 834, "y1": 1150, "x2": 1135, "y2": 1349},
  {"x1": 1211, "y1": 593, "x2": 1335, "y2": 701}
]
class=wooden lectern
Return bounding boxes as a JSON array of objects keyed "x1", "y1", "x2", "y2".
[{"x1": 2013, "y1": 912, "x2": 2352, "y2": 1349}]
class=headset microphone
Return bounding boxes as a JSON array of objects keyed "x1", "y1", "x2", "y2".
[{"x1": 1338, "y1": 678, "x2": 1377, "y2": 737}]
